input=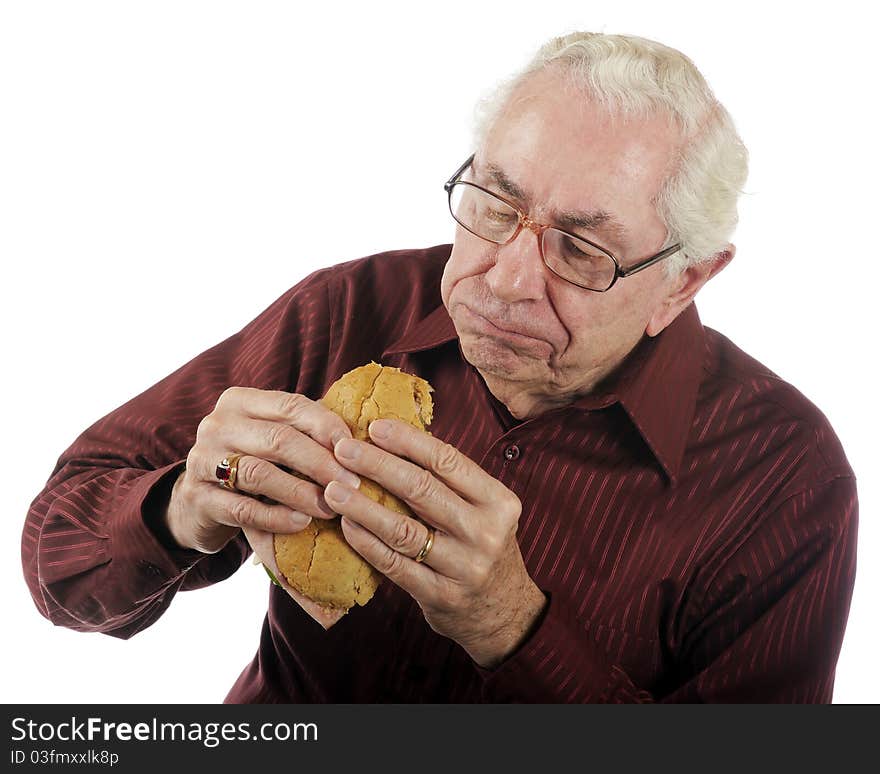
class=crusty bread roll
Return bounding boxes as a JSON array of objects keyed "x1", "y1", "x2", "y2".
[{"x1": 273, "y1": 362, "x2": 433, "y2": 615}]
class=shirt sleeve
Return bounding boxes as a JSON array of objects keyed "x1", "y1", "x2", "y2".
[
  {"x1": 21, "y1": 268, "x2": 337, "y2": 639},
  {"x1": 479, "y1": 475, "x2": 858, "y2": 702}
]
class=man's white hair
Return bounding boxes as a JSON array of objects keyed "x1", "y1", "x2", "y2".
[{"x1": 473, "y1": 32, "x2": 749, "y2": 276}]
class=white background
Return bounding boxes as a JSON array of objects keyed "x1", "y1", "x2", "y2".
[{"x1": 1, "y1": 1, "x2": 876, "y2": 703}]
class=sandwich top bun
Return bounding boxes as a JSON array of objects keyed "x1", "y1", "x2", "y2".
[{"x1": 273, "y1": 362, "x2": 433, "y2": 619}]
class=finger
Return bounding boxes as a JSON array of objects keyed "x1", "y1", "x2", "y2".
[
  {"x1": 339, "y1": 516, "x2": 443, "y2": 607},
  {"x1": 210, "y1": 416, "x2": 361, "y2": 489},
  {"x1": 325, "y1": 480, "x2": 460, "y2": 578},
  {"x1": 333, "y1": 438, "x2": 468, "y2": 538},
  {"x1": 196, "y1": 481, "x2": 312, "y2": 534},
  {"x1": 215, "y1": 387, "x2": 353, "y2": 449},
  {"x1": 190, "y1": 447, "x2": 339, "y2": 521},
  {"x1": 230, "y1": 454, "x2": 341, "y2": 520},
  {"x1": 367, "y1": 419, "x2": 502, "y2": 506}
]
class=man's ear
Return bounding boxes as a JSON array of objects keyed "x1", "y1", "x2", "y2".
[{"x1": 646, "y1": 245, "x2": 735, "y2": 337}]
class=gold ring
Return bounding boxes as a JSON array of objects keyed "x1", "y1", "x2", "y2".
[
  {"x1": 414, "y1": 526, "x2": 435, "y2": 564},
  {"x1": 216, "y1": 453, "x2": 242, "y2": 491}
]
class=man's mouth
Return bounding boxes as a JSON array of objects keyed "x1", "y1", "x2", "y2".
[{"x1": 460, "y1": 304, "x2": 540, "y2": 342}]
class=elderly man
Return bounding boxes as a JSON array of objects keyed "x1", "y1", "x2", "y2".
[{"x1": 23, "y1": 31, "x2": 857, "y2": 702}]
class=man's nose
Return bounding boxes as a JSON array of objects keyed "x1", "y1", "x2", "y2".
[{"x1": 484, "y1": 228, "x2": 547, "y2": 303}]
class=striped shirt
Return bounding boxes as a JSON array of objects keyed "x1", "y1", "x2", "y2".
[{"x1": 22, "y1": 244, "x2": 858, "y2": 702}]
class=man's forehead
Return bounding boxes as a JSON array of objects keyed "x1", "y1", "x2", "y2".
[{"x1": 482, "y1": 68, "x2": 682, "y2": 189}]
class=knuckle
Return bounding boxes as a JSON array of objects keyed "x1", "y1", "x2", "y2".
[
  {"x1": 184, "y1": 447, "x2": 210, "y2": 485},
  {"x1": 430, "y1": 442, "x2": 460, "y2": 476},
  {"x1": 406, "y1": 469, "x2": 435, "y2": 502},
  {"x1": 482, "y1": 530, "x2": 504, "y2": 558},
  {"x1": 388, "y1": 518, "x2": 423, "y2": 553},
  {"x1": 379, "y1": 546, "x2": 407, "y2": 577},
  {"x1": 469, "y1": 555, "x2": 492, "y2": 585},
  {"x1": 286, "y1": 476, "x2": 310, "y2": 504},
  {"x1": 184, "y1": 445, "x2": 200, "y2": 473},
  {"x1": 501, "y1": 492, "x2": 522, "y2": 525},
  {"x1": 482, "y1": 506, "x2": 517, "y2": 554},
  {"x1": 195, "y1": 413, "x2": 218, "y2": 441},
  {"x1": 230, "y1": 497, "x2": 259, "y2": 528},
  {"x1": 217, "y1": 385, "x2": 242, "y2": 407},
  {"x1": 237, "y1": 457, "x2": 270, "y2": 492},
  {"x1": 175, "y1": 464, "x2": 197, "y2": 501},
  {"x1": 280, "y1": 392, "x2": 310, "y2": 423},
  {"x1": 265, "y1": 423, "x2": 293, "y2": 456}
]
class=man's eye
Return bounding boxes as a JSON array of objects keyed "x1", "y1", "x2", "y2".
[
  {"x1": 562, "y1": 237, "x2": 600, "y2": 260},
  {"x1": 487, "y1": 208, "x2": 515, "y2": 222}
]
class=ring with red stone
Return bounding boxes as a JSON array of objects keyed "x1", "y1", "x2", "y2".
[{"x1": 215, "y1": 454, "x2": 242, "y2": 491}]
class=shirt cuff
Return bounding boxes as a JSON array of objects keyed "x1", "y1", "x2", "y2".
[
  {"x1": 476, "y1": 592, "x2": 624, "y2": 703},
  {"x1": 109, "y1": 461, "x2": 206, "y2": 580}
]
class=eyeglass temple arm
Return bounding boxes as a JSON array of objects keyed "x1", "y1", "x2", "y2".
[
  {"x1": 617, "y1": 243, "x2": 682, "y2": 277},
  {"x1": 444, "y1": 153, "x2": 476, "y2": 190}
]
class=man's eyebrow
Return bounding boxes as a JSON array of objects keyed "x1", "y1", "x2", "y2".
[
  {"x1": 485, "y1": 163, "x2": 528, "y2": 201},
  {"x1": 557, "y1": 209, "x2": 629, "y2": 243}
]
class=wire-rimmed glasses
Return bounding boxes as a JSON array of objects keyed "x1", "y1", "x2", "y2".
[{"x1": 445, "y1": 154, "x2": 681, "y2": 292}]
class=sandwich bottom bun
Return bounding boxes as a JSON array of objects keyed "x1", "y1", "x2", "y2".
[{"x1": 245, "y1": 362, "x2": 433, "y2": 629}]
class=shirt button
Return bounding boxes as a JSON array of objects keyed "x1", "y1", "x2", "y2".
[{"x1": 503, "y1": 445, "x2": 520, "y2": 461}]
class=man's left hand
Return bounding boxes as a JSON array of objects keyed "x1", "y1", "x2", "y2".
[{"x1": 324, "y1": 419, "x2": 547, "y2": 669}]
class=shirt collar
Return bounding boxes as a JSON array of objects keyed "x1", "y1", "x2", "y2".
[
  {"x1": 579, "y1": 303, "x2": 705, "y2": 484},
  {"x1": 382, "y1": 302, "x2": 459, "y2": 357},
  {"x1": 383, "y1": 295, "x2": 705, "y2": 485}
]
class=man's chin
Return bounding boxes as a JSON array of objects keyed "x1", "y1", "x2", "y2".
[{"x1": 460, "y1": 335, "x2": 542, "y2": 380}]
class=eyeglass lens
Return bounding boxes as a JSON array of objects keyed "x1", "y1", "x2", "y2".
[{"x1": 448, "y1": 183, "x2": 616, "y2": 291}]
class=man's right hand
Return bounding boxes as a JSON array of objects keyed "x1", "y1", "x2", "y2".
[{"x1": 163, "y1": 386, "x2": 361, "y2": 553}]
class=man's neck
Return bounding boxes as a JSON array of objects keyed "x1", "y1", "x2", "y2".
[{"x1": 476, "y1": 367, "x2": 605, "y2": 421}]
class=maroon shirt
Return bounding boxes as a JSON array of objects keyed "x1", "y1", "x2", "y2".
[{"x1": 22, "y1": 245, "x2": 858, "y2": 702}]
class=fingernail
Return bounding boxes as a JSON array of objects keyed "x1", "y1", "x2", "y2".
[
  {"x1": 369, "y1": 420, "x2": 391, "y2": 440},
  {"x1": 325, "y1": 481, "x2": 351, "y2": 504},
  {"x1": 335, "y1": 439, "x2": 360, "y2": 461},
  {"x1": 318, "y1": 497, "x2": 338, "y2": 517},
  {"x1": 330, "y1": 430, "x2": 350, "y2": 447},
  {"x1": 289, "y1": 511, "x2": 312, "y2": 530},
  {"x1": 340, "y1": 516, "x2": 364, "y2": 534},
  {"x1": 339, "y1": 470, "x2": 361, "y2": 489}
]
